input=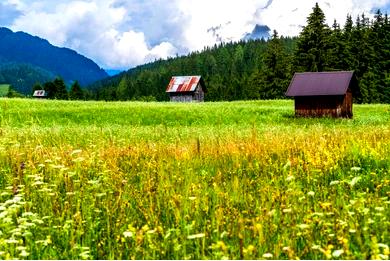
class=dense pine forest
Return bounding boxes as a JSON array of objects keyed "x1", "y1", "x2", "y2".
[{"x1": 92, "y1": 5, "x2": 389, "y2": 103}]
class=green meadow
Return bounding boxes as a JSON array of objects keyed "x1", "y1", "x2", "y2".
[{"x1": 0, "y1": 98, "x2": 389, "y2": 259}]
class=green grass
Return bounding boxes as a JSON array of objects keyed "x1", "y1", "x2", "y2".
[
  {"x1": 0, "y1": 98, "x2": 389, "y2": 259},
  {"x1": 0, "y1": 84, "x2": 10, "y2": 97}
]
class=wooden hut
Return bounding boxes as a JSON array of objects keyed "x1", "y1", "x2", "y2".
[
  {"x1": 285, "y1": 71, "x2": 357, "y2": 118},
  {"x1": 166, "y1": 76, "x2": 207, "y2": 102}
]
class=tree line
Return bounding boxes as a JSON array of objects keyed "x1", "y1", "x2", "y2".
[
  {"x1": 91, "y1": 3, "x2": 390, "y2": 103},
  {"x1": 32, "y1": 78, "x2": 86, "y2": 100}
]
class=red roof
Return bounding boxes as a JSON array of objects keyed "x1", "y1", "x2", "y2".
[
  {"x1": 166, "y1": 76, "x2": 206, "y2": 93},
  {"x1": 33, "y1": 90, "x2": 47, "y2": 97},
  {"x1": 286, "y1": 71, "x2": 355, "y2": 97}
]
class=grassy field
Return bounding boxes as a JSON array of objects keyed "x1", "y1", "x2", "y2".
[{"x1": 0, "y1": 98, "x2": 389, "y2": 260}]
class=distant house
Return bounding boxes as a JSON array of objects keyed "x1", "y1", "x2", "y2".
[
  {"x1": 285, "y1": 71, "x2": 357, "y2": 118},
  {"x1": 166, "y1": 76, "x2": 207, "y2": 102},
  {"x1": 33, "y1": 90, "x2": 48, "y2": 99}
]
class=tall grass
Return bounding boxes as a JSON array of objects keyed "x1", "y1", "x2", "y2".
[{"x1": 0, "y1": 98, "x2": 389, "y2": 259}]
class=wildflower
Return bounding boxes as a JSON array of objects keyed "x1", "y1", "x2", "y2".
[
  {"x1": 283, "y1": 208, "x2": 292, "y2": 213},
  {"x1": 307, "y1": 191, "x2": 315, "y2": 197},
  {"x1": 71, "y1": 149, "x2": 82, "y2": 155},
  {"x1": 297, "y1": 224, "x2": 310, "y2": 230},
  {"x1": 332, "y1": 249, "x2": 344, "y2": 258},
  {"x1": 79, "y1": 251, "x2": 90, "y2": 260},
  {"x1": 311, "y1": 245, "x2": 321, "y2": 250},
  {"x1": 350, "y1": 167, "x2": 361, "y2": 171},
  {"x1": 123, "y1": 231, "x2": 134, "y2": 238},
  {"x1": 5, "y1": 238, "x2": 19, "y2": 244},
  {"x1": 147, "y1": 229, "x2": 156, "y2": 234},
  {"x1": 187, "y1": 233, "x2": 205, "y2": 239},
  {"x1": 19, "y1": 250, "x2": 30, "y2": 257},
  {"x1": 73, "y1": 157, "x2": 85, "y2": 163},
  {"x1": 286, "y1": 175, "x2": 295, "y2": 182},
  {"x1": 349, "y1": 176, "x2": 362, "y2": 187},
  {"x1": 262, "y1": 253, "x2": 273, "y2": 258},
  {"x1": 243, "y1": 244, "x2": 255, "y2": 254},
  {"x1": 21, "y1": 212, "x2": 34, "y2": 217}
]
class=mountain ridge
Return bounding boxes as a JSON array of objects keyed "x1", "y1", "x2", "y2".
[{"x1": 0, "y1": 27, "x2": 108, "y2": 93}]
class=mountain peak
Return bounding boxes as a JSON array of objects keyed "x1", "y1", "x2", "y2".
[{"x1": 243, "y1": 24, "x2": 271, "y2": 41}]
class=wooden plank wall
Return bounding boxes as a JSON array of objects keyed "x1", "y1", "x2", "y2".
[{"x1": 295, "y1": 93, "x2": 352, "y2": 118}]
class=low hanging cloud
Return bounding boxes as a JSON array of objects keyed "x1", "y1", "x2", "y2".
[{"x1": 5, "y1": 0, "x2": 390, "y2": 70}]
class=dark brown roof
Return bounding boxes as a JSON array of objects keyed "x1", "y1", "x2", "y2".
[{"x1": 285, "y1": 71, "x2": 355, "y2": 97}]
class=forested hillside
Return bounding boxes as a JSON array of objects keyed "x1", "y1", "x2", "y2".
[
  {"x1": 0, "y1": 27, "x2": 108, "y2": 94},
  {"x1": 91, "y1": 5, "x2": 390, "y2": 103},
  {"x1": 0, "y1": 63, "x2": 55, "y2": 94}
]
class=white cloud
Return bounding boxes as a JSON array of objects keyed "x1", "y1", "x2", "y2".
[
  {"x1": 10, "y1": 0, "x2": 178, "y2": 69},
  {"x1": 6, "y1": 0, "x2": 390, "y2": 70},
  {"x1": 258, "y1": 0, "x2": 390, "y2": 36},
  {"x1": 177, "y1": 0, "x2": 270, "y2": 51}
]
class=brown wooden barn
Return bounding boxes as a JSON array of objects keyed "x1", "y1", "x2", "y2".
[
  {"x1": 285, "y1": 71, "x2": 357, "y2": 118},
  {"x1": 166, "y1": 76, "x2": 207, "y2": 102}
]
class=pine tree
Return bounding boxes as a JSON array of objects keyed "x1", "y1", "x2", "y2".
[
  {"x1": 43, "y1": 81, "x2": 56, "y2": 99},
  {"x1": 255, "y1": 30, "x2": 292, "y2": 99},
  {"x1": 53, "y1": 78, "x2": 68, "y2": 100},
  {"x1": 342, "y1": 15, "x2": 354, "y2": 69},
  {"x1": 328, "y1": 20, "x2": 348, "y2": 70},
  {"x1": 294, "y1": 3, "x2": 331, "y2": 72},
  {"x1": 69, "y1": 81, "x2": 84, "y2": 100}
]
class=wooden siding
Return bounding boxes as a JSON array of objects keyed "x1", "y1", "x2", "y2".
[
  {"x1": 295, "y1": 90, "x2": 353, "y2": 118},
  {"x1": 169, "y1": 84, "x2": 205, "y2": 102}
]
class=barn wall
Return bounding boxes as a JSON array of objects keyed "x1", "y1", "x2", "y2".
[
  {"x1": 169, "y1": 85, "x2": 205, "y2": 102},
  {"x1": 342, "y1": 90, "x2": 353, "y2": 118},
  {"x1": 170, "y1": 94, "x2": 193, "y2": 102},
  {"x1": 295, "y1": 94, "x2": 352, "y2": 118},
  {"x1": 193, "y1": 85, "x2": 205, "y2": 102}
]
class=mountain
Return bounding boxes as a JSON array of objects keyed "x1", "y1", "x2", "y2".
[
  {"x1": 0, "y1": 27, "x2": 108, "y2": 93},
  {"x1": 243, "y1": 24, "x2": 271, "y2": 41},
  {"x1": 0, "y1": 62, "x2": 55, "y2": 94},
  {"x1": 105, "y1": 69, "x2": 123, "y2": 76}
]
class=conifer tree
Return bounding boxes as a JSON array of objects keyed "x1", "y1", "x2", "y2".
[
  {"x1": 328, "y1": 20, "x2": 348, "y2": 70},
  {"x1": 53, "y1": 77, "x2": 68, "y2": 100},
  {"x1": 255, "y1": 30, "x2": 291, "y2": 99},
  {"x1": 295, "y1": 3, "x2": 331, "y2": 72},
  {"x1": 69, "y1": 81, "x2": 84, "y2": 100}
]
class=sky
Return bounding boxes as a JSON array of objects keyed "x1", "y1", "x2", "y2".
[{"x1": 1, "y1": 0, "x2": 390, "y2": 70}]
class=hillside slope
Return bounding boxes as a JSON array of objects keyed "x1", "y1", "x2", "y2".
[
  {"x1": 89, "y1": 38, "x2": 297, "y2": 101},
  {"x1": 0, "y1": 27, "x2": 108, "y2": 93}
]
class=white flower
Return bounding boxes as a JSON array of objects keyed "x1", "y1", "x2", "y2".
[
  {"x1": 262, "y1": 253, "x2": 273, "y2": 258},
  {"x1": 332, "y1": 249, "x2": 344, "y2": 258},
  {"x1": 187, "y1": 233, "x2": 205, "y2": 239},
  {"x1": 123, "y1": 231, "x2": 134, "y2": 238}
]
